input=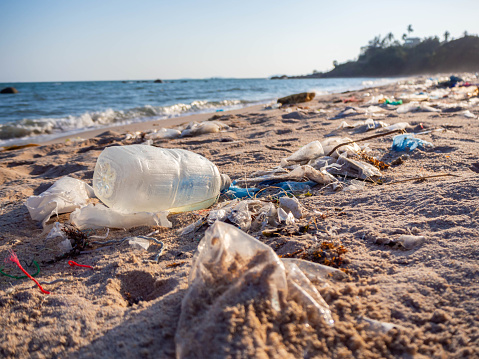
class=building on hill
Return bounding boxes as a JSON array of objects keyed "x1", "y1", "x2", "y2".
[{"x1": 404, "y1": 37, "x2": 421, "y2": 47}]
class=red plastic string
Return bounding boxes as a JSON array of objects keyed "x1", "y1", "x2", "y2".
[
  {"x1": 68, "y1": 260, "x2": 94, "y2": 269},
  {"x1": 5, "y1": 250, "x2": 50, "y2": 295}
]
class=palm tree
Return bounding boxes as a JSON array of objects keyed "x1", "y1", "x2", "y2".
[
  {"x1": 444, "y1": 31, "x2": 450, "y2": 42},
  {"x1": 407, "y1": 25, "x2": 413, "y2": 36},
  {"x1": 386, "y1": 32, "x2": 394, "y2": 46}
]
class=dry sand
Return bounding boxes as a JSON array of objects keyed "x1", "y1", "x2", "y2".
[{"x1": 0, "y1": 76, "x2": 478, "y2": 358}]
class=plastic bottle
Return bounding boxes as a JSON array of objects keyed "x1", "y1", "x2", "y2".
[{"x1": 93, "y1": 145, "x2": 231, "y2": 213}]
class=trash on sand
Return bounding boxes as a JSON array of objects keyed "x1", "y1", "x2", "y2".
[
  {"x1": 58, "y1": 238, "x2": 73, "y2": 252},
  {"x1": 68, "y1": 260, "x2": 94, "y2": 269},
  {"x1": 343, "y1": 179, "x2": 367, "y2": 191},
  {"x1": 223, "y1": 185, "x2": 259, "y2": 199},
  {"x1": 280, "y1": 140, "x2": 324, "y2": 166},
  {"x1": 462, "y1": 110, "x2": 477, "y2": 119},
  {"x1": 180, "y1": 121, "x2": 229, "y2": 137},
  {"x1": 175, "y1": 221, "x2": 333, "y2": 358},
  {"x1": 279, "y1": 196, "x2": 302, "y2": 219},
  {"x1": 321, "y1": 137, "x2": 361, "y2": 158},
  {"x1": 93, "y1": 145, "x2": 231, "y2": 213},
  {"x1": 277, "y1": 92, "x2": 315, "y2": 105},
  {"x1": 70, "y1": 203, "x2": 171, "y2": 229},
  {"x1": 397, "y1": 101, "x2": 440, "y2": 114},
  {"x1": 358, "y1": 316, "x2": 401, "y2": 333},
  {"x1": 45, "y1": 222, "x2": 67, "y2": 241},
  {"x1": 277, "y1": 207, "x2": 295, "y2": 225},
  {"x1": 4, "y1": 250, "x2": 50, "y2": 294},
  {"x1": 144, "y1": 128, "x2": 181, "y2": 140},
  {"x1": 128, "y1": 237, "x2": 151, "y2": 250},
  {"x1": 275, "y1": 180, "x2": 316, "y2": 193},
  {"x1": 26, "y1": 176, "x2": 95, "y2": 227},
  {"x1": 392, "y1": 134, "x2": 433, "y2": 152},
  {"x1": 396, "y1": 235, "x2": 426, "y2": 249},
  {"x1": 235, "y1": 165, "x2": 337, "y2": 187},
  {"x1": 328, "y1": 155, "x2": 381, "y2": 180},
  {"x1": 382, "y1": 122, "x2": 411, "y2": 132}
]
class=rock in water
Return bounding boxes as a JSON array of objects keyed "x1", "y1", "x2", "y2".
[
  {"x1": 0, "y1": 87, "x2": 18, "y2": 94},
  {"x1": 278, "y1": 92, "x2": 315, "y2": 105},
  {"x1": 153, "y1": 79, "x2": 163, "y2": 83}
]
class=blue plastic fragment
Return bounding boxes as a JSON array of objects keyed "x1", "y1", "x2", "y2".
[
  {"x1": 392, "y1": 134, "x2": 433, "y2": 152},
  {"x1": 223, "y1": 185, "x2": 259, "y2": 199}
]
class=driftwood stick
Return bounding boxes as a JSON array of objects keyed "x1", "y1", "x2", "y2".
[
  {"x1": 326, "y1": 129, "x2": 403, "y2": 156},
  {"x1": 385, "y1": 173, "x2": 460, "y2": 185}
]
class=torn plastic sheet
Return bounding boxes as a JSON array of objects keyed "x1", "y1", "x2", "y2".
[
  {"x1": 392, "y1": 134, "x2": 433, "y2": 152},
  {"x1": 280, "y1": 140, "x2": 324, "y2": 166},
  {"x1": 223, "y1": 185, "x2": 259, "y2": 199},
  {"x1": 70, "y1": 203, "x2": 171, "y2": 229},
  {"x1": 26, "y1": 176, "x2": 95, "y2": 227},
  {"x1": 175, "y1": 221, "x2": 333, "y2": 358},
  {"x1": 328, "y1": 155, "x2": 382, "y2": 180}
]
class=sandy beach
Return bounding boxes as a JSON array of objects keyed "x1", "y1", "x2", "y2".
[{"x1": 1, "y1": 75, "x2": 478, "y2": 358}]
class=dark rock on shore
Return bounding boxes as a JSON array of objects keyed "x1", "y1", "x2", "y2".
[
  {"x1": 0, "y1": 87, "x2": 18, "y2": 94},
  {"x1": 278, "y1": 92, "x2": 315, "y2": 105}
]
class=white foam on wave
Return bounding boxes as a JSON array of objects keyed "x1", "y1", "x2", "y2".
[{"x1": 0, "y1": 99, "x2": 248, "y2": 146}]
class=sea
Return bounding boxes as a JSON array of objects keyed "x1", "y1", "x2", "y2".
[{"x1": 0, "y1": 77, "x2": 397, "y2": 146}]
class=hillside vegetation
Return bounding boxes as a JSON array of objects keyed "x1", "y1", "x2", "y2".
[{"x1": 287, "y1": 34, "x2": 479, "y2": 79}]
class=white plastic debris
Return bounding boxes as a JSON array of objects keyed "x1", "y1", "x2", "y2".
[
  {"x1": 181, "y1": 121, "x2": 229, "y2": 137},
  {"x1": 281, "y1": 140, "x2": 324, "y2": 166},
  {"x1": 70, "y1": 203, "x2": 171, "y2": 229},
  {"x1": 144, "y1": 128, "x2": 182, "y2": 140},
  {"x1": 321, "y1": 137, "x2": 361, "y2": 158},
  {"x1": 329, "y1": 155, "x2": 381, "y2": 180},
  {"x1": 462, "y1": 110, "x2": 477, "y2": 119},
  {"x1": 397, "y1": 235, "x2": 426, "y2": 249},
  {"x1": 128, "y1": 237, "x2": 151, "y2": 250},
  {"x1": 45, "y1": 222, "x2": 67, "y2": 241},
  {"x1": 58, "y1": 238, "x2": 73, "y2": 253},
  {"x1": 279, "y1": 196, "x2": 302, "y2": 219},
  {"x1": 382, "y1": 122, "x2": 411, "y2": 132},
  {"x1": 26, "y1": 176, "x2": 95, "y2": 227}
]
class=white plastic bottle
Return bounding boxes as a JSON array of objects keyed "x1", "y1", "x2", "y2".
[{"x1": 92, "y1": 145, "x2": 231, "y2": 213}]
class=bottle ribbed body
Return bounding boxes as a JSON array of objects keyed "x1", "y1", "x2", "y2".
[{"x1": 93, "y1": 145, "x2": 224, "y2": 213}]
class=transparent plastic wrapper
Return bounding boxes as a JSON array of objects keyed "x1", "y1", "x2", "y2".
[
  {"x1": 280, "y1": 140, "x2": 324, "y2": 166},
  {"x1": 70, "y1": 203, "x2": 171, "y2": 229},
  {"x1": 93, "y1": 145, "x2": 230, "y2": 213},
  {"x1": 234, "y1": 165, "x2": 336, "y2": 187},
  {"x1": 144, "y1": 128, "x2": 181, "y2": 140},
  {"x1": 175, "y1": 221, "x2": 333, "y2": 359},
  {"x1": 352, "y1": 118, "x2": 388, "y2": 133},
  {"x1": 392, "y1": 134, "x2": 433, "y2": 152},
  {"x1": 26, "y1": 176, "x2": 95, "y2": 227},
  {"x1": 328, "y1": 155, "x2": 381, "y2": 180},
  {"x1": 321, "y1": 137, "x2": 361, "y2": 158}
]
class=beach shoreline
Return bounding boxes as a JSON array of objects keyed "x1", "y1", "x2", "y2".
[{"x1": 0, "y1": 75, "x2": 478, "y2": 358}]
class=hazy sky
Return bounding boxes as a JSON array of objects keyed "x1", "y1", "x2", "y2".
[{"x1": 1, "y1": 0, "x2": 478, "y2": 82}]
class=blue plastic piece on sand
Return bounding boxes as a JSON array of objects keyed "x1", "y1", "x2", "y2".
[
  {"x1": 392, "y1": 134, "x2": 433, "y2": 152},
  {"x1": 223, "y1": 185, "x2": 259, "y2": 199},
  {"x1": 276, "y1": 180, "x2": 317, "y2": 192}
]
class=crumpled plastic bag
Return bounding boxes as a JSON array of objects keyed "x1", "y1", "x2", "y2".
[
  {"x1": 181, "y1": 121, "x2": 229, "y2": 137},
  {"x1": 321, "y1": 137, "x2": 361, "y2": 158},
  {"x1": 144, "y1": 128, "x2": 181, "y2": 140},
  {"x1": 328, "y1": 155, "x2": 381, "y2": 180},
  {"x1": 25, "y1": 176, "x2": 95, "y2": 227},
  {"x1": 175, "y1": 221, "x2": 333, "y2": 359},
  {"x1": 392, "y1": 134, "x2": 433, "y2": 152},
  {"x1": 281, "y1": 140, "x2": 324, "y2": 166},
  {"x1": 70, "y1": 203, "x2": 171, "y2": 229}
]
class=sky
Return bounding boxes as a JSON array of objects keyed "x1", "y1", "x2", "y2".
[{"x1": 1, "y1": 0, "x2": 478, "y2": 82}]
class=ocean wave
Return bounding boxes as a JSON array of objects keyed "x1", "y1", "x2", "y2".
[{"x1": 0, "y1": 99, "x2": 248, "y2": 141}]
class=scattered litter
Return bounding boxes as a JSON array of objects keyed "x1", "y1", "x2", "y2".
[
  {"x1": 462, "y1": 110, "x2": 477, "y2": 119},
  {"x1": 329, "y1": 155, "x2": 381, "y2": 180},
  {"x1": 397, "y1": 101, "x2": 440, "y2": 114},
  {"x1": 46, "y1": 222, "x2": 67, "y2": 241},
  {"x1": 396, "y1": 235, "x2": 426, "y2": 249},
  {"x1": 4, "y1": 250, "x2": 49, "y2": 294},
  {"x1": 343, "y1": 179, "x2": 366, "y2": 191},
  {"x1": 392, "y1": 134, "x2": 433, "y2": 152},
  {"x1": 382, "y1": 122, "x2": 410, "y2": 132},
  {"x1": 1, "y1": 258, "x2": 40, "y2": 279},
  {"x1": 144, "y1": 128, "x2": 181, "y2": 140},
  {"x1": 359, "y1": 316, "x2": 401, "y2": 333},
  {"x1": 180, "y1": 121, "x2": 229, "y2": 137},
  {"x1": 26, "y1": 176, "x2": 94, "y2": 227}
]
